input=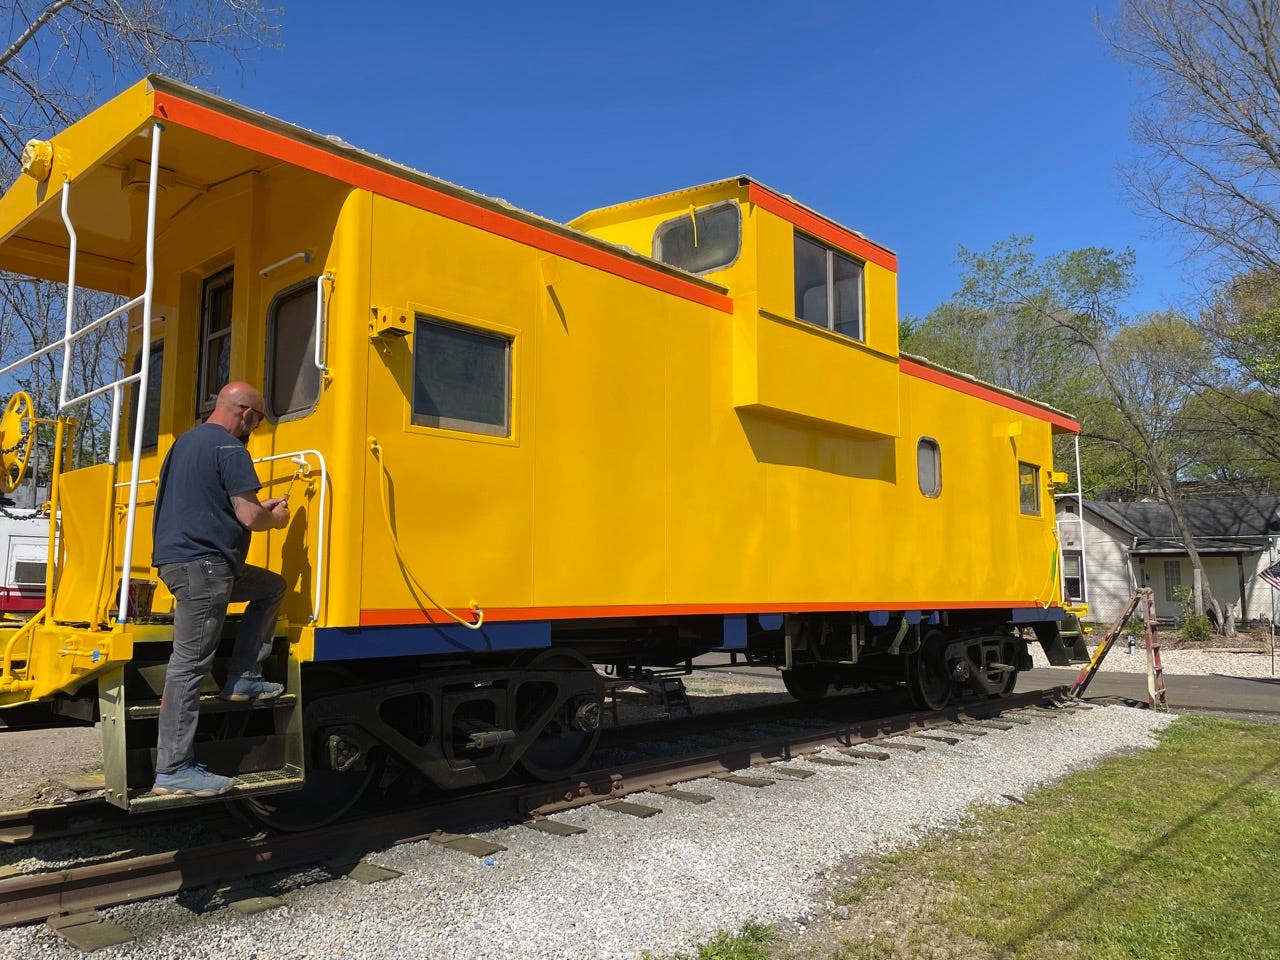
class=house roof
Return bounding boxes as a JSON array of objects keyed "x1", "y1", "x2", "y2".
[{"x1": 1075, "y1": 497, "x2": 1280, "y2": 554}]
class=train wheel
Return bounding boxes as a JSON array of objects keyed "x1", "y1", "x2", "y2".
[
  {"x1": 517, "y1": 649, "x2": 603, "y2": 781},
  {"x1": 992, "y1": 664, "x2": 1018, "y2": 697},
  {"x1": 236, "y1": 667, "x2": 379, "y2": 832},
  {"x1": 906, "y1": 630, "x2": 953, "y2": 711},
  {"x1": 781, "y1": 666, "x2": 829, "y2": 704}
]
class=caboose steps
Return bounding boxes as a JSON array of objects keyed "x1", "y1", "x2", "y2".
[
  {"x1": 125, "y1": 766, "x2": 305, "y2": 812},
  {"x1": 125, "y1": 692, "x2": 298, "y2": 720},
  {"x1": 98, "y1": 654, "x2": 303, "y2": 813}
]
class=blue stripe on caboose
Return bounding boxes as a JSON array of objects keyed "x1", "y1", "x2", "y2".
[
  {"x1": 312, "y1": 621, "x2": 552, "y2": 661},
  {"x1": 714, "y1": 615, "x2": 748, "y2": 650},
  {"x1": 1009, "y1": 607, "x2": 1065, "y2": 623}
]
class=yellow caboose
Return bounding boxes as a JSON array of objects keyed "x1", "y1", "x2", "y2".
[{"x1": 0, "y1": 77, "x2": 1084, "y2": 826}]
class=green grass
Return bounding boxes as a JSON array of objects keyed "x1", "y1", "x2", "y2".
[
  {"x1": 816, "y1": 715, "x2": 1280, "y2": 960},
  {"x1": 649, "y1": 920, "x2": 778, "y2": 960}
]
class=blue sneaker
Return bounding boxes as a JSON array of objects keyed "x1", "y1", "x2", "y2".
[
  {"x1": 151, "y1": 762, "x2": 234, "y2": 797},
  {"x1": 220, "y1": 675, "x2": 284, "y2": 702}
]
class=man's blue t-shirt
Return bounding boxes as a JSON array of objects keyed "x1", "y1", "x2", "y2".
[{"x1": 152, "y1": 422, "x2": 262, "y2": 568}]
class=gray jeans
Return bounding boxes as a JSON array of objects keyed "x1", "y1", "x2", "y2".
[{"x1": 154, "y1": 556, "x2": 286, "y2": 774}]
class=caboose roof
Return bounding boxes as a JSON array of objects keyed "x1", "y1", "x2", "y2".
[
  {"x1": 571, "y1": 175, "x2": 899, "y2": 274},
  {"x1": 0, "y1": 76, "x2": 730, "y2": 309}
]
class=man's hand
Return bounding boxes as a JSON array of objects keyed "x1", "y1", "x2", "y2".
[
  {"x1": 233, "y1": 492, "x2": 291, "y2": 531},
  {"x1": 261, "y1": 496, "x2": 290, "y2": 529}
]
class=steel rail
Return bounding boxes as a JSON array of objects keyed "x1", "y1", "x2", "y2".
[
  {"x1": 0, "y1": 686, "x2": 1071, "y2": 928},
  {"x1": 0, "y1": 685, "x2": 1040, "y2": 846}
]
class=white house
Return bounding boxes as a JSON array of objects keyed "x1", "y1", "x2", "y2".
[{"x1": 1055, "y1": 495, "x2": 1280, "y2": 626}]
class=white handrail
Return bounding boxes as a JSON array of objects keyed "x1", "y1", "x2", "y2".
[
  {"x1": 116, "y1": 122, "x2": 162, "y2": 622},
  {"x1": 0, "y1": 294, "x2": 144, "y2": 380},
  {"x1": 107, "y1": 382, "x2": 123, "y2": 465},
  {"x1": 253, "y1": 448, "x2": 328, "y2": 622},
  {"x1": 0, "y1": 123, "x2": 163, "y2": 622},
  {"x1": 259, "y1": 251, "x2": 310, "y2": 277},
  {"x1": 314, "y1": 273, "x2": 334, "y2": 374},
  {"x1": 68, "y1": 369, "x2": 142, "y2": 413},
  {"x1": 58, "y1": 181, "x2": 77, "y2": 406}
]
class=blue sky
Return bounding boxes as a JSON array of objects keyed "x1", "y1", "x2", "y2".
[{"x1": 206, "y1": 1, "x2": 1187, "y2": 320}]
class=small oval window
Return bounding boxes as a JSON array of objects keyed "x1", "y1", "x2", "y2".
[
  {"x1": 917, "y1": 438, "x2": 941, "y2": 497},
  {"x1": 653, "y1": 201, "x2": 741, "y2": 274}
]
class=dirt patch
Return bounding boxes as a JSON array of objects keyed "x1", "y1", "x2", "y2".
[
  {"x1": 0, "y1": 723, "x2": 101, "y2": 810},
  {"x1": 1093, "y1": 623, "x2": 1277, "y2": 653},
  {"x1": 780, "y1": 853, "x2": 997, "y2": 960}
]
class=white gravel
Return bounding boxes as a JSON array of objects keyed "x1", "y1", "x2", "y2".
[
  {"x1": 0, "y1": 702, "x2": 1177, "y2": 960},
  {"x1": 1029, "y1": 642, "x2": 1280, "y2": 678}
]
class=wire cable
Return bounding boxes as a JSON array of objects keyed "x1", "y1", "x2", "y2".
[{"x1": 368, "y1": 437, "x2": 484, "y2": 631}]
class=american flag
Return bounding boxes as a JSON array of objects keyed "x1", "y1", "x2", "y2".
[{"x1": 1261, "y1": 559, "x2": 1280, "y2": 591}]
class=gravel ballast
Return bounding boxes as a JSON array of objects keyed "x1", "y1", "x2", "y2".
[
  {"x1": 1030, "y1": 642, "x2": 1279, "y2": 677},
  {"x1": 0, "y1": 701, "x2": 1177, "y2": 960}
]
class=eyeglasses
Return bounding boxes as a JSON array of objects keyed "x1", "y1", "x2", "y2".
[{"x1": 237, "y1": 403, "x2": 266, "y2": 422}]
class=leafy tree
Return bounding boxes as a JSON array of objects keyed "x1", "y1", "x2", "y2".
[
  {"x1": 1201, "y1": 270, "x2": 1280, "y2": 390},
  {"x1": 914, "y1": 237, "x2": 1235, "y2": 631}
]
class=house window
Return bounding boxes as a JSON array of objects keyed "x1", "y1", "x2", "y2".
[
  {"x1": 127, "y1": 342, "x2": 163, "y2": 451},
  {"x1": 1063, "y1": 551, "x2": 1084, "y2": 602},
  {"x1": 794, "y1": 232, "x2": 865, "y2": 341},
  {"x1": 197, "y1": 267, "x2": 234, "y2": 416},
  {"x1": 917, "y1": 437, "x2": 941, "y2": 497},
  {"x1": 1163, "y1": 560, "x2": 1182, "y2": 603},
  {"x1": 267, "y1": 280, "x2": 321, "y2": 421},
  {"x1": 412, "y1": 316, "x2": 512, "y2": 437},
  {"x1": 11, "y1": 559, "x2": 46, "y2": 587},
  {"x1": 1018, "y1": 462, "x2": 1040, "y2": 515},
  {"x1": 653, "y1": 202, "x2": 741, "y2": 274}
]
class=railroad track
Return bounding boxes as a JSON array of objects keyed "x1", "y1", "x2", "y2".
[{"x1": 0, "y1": 685, "x2": 1085, "y2": 937}]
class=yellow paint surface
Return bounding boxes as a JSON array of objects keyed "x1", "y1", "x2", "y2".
[{"x1": 0, "y1": 85, "x2": 1070, "y2": 707}]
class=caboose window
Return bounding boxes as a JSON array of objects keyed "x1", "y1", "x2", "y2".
[
  {"x1": 267, "y1": 280, "x2": 321, "y2": 420},
  {"x1": 917, "y1": 438, "x2": 941, "y2": 497},
  {"x1": 794, "y1": 232, "x2": 864, "y2": 341},
  {"x1": 412, "y1": 316, "x2": 511, "y2": 437},
  {"x1": 128, "y1": 342, "x2": 163, "y2": 451},
  {"x1": 653, "y1": 202, "x2": 741, "y2": 274},
  {"x1": 1018, "y1": 462, "x2": 1041, "y2": 515},
  {"x1": 197, "y1": 267, "x2": 234, "y2": 416}
]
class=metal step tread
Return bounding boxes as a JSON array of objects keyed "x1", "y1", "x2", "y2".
[
  {"x1": 126, "y1": 692, "x2": 296, "y2": 720},
  {"x1": 126, "y1": 766, "x2": 304, "y2": 811}
]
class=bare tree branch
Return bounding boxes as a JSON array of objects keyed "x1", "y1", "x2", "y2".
[{"x1": 1105, "y1": 0, "x2": 1280, "y2": 275}]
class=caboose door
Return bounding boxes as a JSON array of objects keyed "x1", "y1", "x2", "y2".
[{"x1": 255, "y1": 270, "x2": 332, "y2": 628}]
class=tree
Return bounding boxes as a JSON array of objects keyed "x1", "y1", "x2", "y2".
[
  {"x1": 1179, "y1": 270, "x2": 1280, "y2": 490},
  {"x1": 0, "y1": 2, "x2": 280, "y2": 482},
  {"x1": 920, "y1": 237, "x2": 1235, "y2": 632},
  {"x1": 2, "y1": 2, "x2": 280, "y2": 171},
  {"x1": 1104, "y1": 0, "x2": 1280, "y2": 277}
]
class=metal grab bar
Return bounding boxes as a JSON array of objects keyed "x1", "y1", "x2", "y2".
[
  {"x1": 0, "y1": 607, "x2": 45, "y2": 690},
  {"x1": 252, "y1": 448, "x2": 329, "y2": 623},
  {"x1": 116, "y1": 123, "x2": 162, "y2": 622},
  {"x1": 314, "y1": 273, "x2": 334, "y2": 375},
  {"x1": 0, "y1": 297, "x2": 145, "y2": 380}
]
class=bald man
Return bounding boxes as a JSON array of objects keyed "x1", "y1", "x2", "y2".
[{"x1": 150, "y1": 381, "x2": 290, "y2": 797}]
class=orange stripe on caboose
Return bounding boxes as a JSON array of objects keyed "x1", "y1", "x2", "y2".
[
  {"x1": 152, "y1": 92, "x2": 734, "y2": 315},
  {"x1": 358, "y1": 598, "x2": 1050, "y2": 627},
  {"x1": 900, "y1": 358, "x2": 1080, "y2": 433},
  {"x1": 746, "y1": 183, "x2": 898, "y2": 273}
]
